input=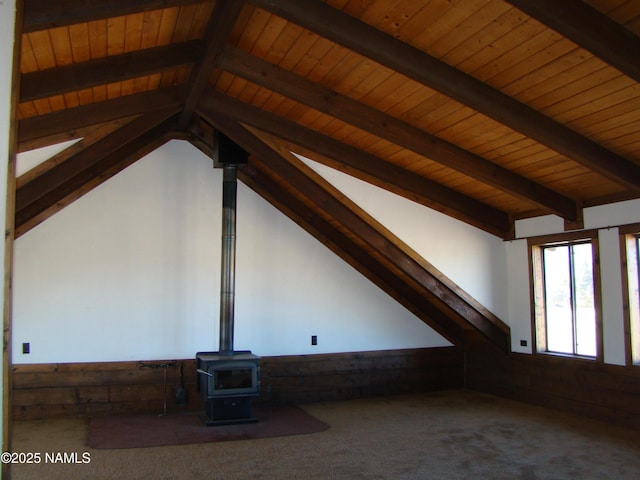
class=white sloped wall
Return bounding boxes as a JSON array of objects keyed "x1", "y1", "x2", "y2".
[{"x1": 16, "y1": 140, "x2": 505, "y2": 363}]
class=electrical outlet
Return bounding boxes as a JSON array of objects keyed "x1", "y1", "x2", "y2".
[
  {"x1": 520, "y1": 340, "x2": 528, "y2": 347},
  {"x1": 311, "y1": 335, "x2": 317, "y2": 346},
  {"x1": 22, "y1": 342, "x2": 30, "y2": 354}
]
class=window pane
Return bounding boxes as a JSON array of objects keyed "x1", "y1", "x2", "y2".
[
  {"x1": 573, "y1": 243, "x2": 596, "y2": 356},
  {"x1": 543, "y1": 246, "x2": 573, "y2": 354}
]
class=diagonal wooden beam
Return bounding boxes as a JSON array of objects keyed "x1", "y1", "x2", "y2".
[
  {"x1": 240, "y1": 157, "x2": 468, "y2": 347},
  {"x1": 217, "y1": 46, "x2": 578, "y2": 221},
  {"x1": 205, "y1": 113, "x2": 511, "y2": 352},
  {"x1": 16, "y1": 130, "x2": 174, "y2": 239},
  {"x1": 197, "y1": 90, "x2": 512, "y2": 237},
  {"x1": 18, "y1": 87, "x2": 184, "y2": 151},
  {"x1": 186, "y1": 122, "x2": 468, "y2": 344},
  {"x1": 20, "y1": 41, "x2": 201, "y2": 102},
  {"x1": 505, "y1": 0, "x2": 640, "y2": 84},
  {"x1": 178, "y1": 0, "x2": 245, "y2": 128},
  {"x1": 255, "y1": 127, "x2": 515, "y2": 239},
  {"x1": 15, "y1": 108, "x2": 179, "y2": 236},
  {"x1": 248, "y1": 0, "x2": 640, "y2": 192},
  {"x1": 18, "y1": 117, "x2": 137, "y2": 187},
  {"x1": 23, "y1": 0, "x2": 203, "y2": 33}
]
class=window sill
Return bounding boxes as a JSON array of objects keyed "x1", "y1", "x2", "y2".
[{"x1": 536, "y1": 350, "x2": 598, "y2": 361}]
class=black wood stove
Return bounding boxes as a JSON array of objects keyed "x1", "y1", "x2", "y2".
[
  {"x1": 196, "y1": 351, "x2": 260, "y2": 425},
  {"x1": 197, "y1": 133, "x2": 260, "y2": 426}
]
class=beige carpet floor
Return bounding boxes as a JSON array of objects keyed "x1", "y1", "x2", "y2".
[{"x1": 9, "y1": 389, "x2": 640, "y2": 479}]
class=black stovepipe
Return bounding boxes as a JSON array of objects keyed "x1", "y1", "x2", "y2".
[{"x1": 218, "y1": 164, "x2": 237, "y2": 356}]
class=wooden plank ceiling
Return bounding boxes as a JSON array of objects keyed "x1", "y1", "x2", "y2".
[{"x1": 13, "y1": 0, "x2": 640, "y2": 350}]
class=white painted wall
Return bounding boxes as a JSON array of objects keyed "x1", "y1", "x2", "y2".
[
  {"x1": 299, "y1": 155, "x2": 508, "y2": 320},
  {"x1": 15, "y1": 140, "x2": 501, "y2": 364},
  {"x1": 13, "y1": 134, "x2": 639, "y2": 368},
  {"x1": 505, "y1": 239, "x2": 531, "y2": 354},
  {"x1": 599, "y1": 228, "x2": 626, "y2": 365},
  {"x1": 509, "y1": 202, "x2": 640, "y2": 364}
]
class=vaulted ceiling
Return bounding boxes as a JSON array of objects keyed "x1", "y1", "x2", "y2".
[{"x1": 12, "y1": 0, "x2": 640, "y2": 351}]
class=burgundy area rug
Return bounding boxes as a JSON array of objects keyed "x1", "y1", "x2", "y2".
[{"x1": 87, "y1": 406, "x2": 329, "y2": 450}]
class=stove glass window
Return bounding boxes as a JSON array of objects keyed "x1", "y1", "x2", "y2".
[{"x1": 214, "y1": 368, "x2": 253, "y2": 390}]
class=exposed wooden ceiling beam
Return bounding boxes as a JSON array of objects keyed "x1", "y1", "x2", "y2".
[
  {"x1": 23, "y1": 0, "x2": 204, "y2": 33},
  {"x1": 217, "y1": 46, "x2": 578, "y2": 221},
  {"x1": 505, "y1": 0, "x2": 640, "y2": 84},
  {"x1": 15, "y1": 108, "x2": 179, "y2": 235},
  {"x1": 248, "y1": 0, "x2": 640, "y2": 193},
  {"x1": 178, "y1": 0, "x2": 245, "y2": 128},
  {"x1": 197, "y1": 91, "x2": 512, "y2": 237},
  {"x1": 208, "y1": 114, "x2": 511, "y2": 352},
  {"x1": 18, "y1": 117, "x2": 137, "y2": 187},
  {"x1": 254, "y1": 127, "x2": 514, "y2": 239},
  {"x1": 18, "y1": 87, "x2": 183, "y2": 151},
  {"x1": 20, "y1": 41, "x2": 201, "y2": 102},
  {"x1": 16, "y1": 129, "x2": 173, "y2": 238}
]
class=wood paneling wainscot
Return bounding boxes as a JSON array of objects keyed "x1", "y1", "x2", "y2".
[
  {"x1": 12, "y1": 347, "x2": 463, "y2": 420},
  {"x1": 466, "y1": 342, "x2": 640, "y2": 430}
]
